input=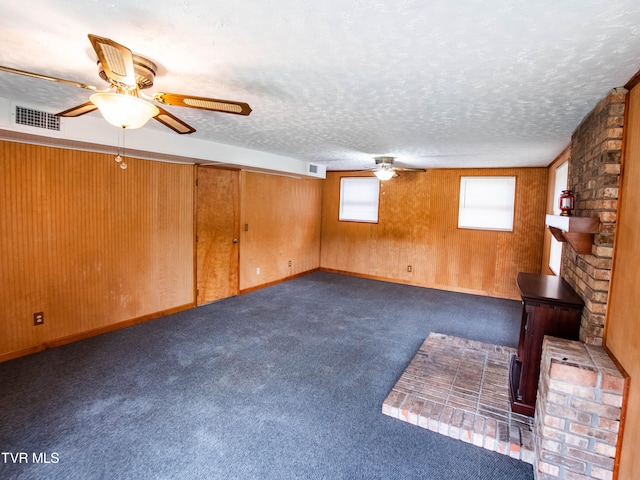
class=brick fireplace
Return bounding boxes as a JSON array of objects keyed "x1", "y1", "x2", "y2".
[
  {"x1": 560, "y1": 90, "x2": 625, "y2": 346},
  {"x1": 533, "y1": 90, "x2": 628, "y2": 479}
]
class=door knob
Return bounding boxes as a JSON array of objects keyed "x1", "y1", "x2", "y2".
[{"x1": 232, "y1": 239, "x2": 239, "y2": 244}]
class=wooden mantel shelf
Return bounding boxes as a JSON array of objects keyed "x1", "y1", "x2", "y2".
[{"x1": 545, "y1": 214, "x2": 599, "y2": 254}]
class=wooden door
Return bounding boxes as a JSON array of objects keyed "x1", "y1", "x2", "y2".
[{"x1": 196, "y1": 166, "x2": 240, "y2": 304}]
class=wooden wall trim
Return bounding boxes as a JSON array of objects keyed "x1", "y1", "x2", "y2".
[
  {"x1": 541, "y1": 145, "x2": 571, "y2": 275},
  {"x1": 192, "y1": 166, "x2": 199, "y2": 305},
  {"x1": 239, "y1": 268, "x2": 320, "y2": 295},
  {"x1": 602, "y1": 345, "x2": 631, "y2": 480},
  {"x1": 320, "y1": 268, "x2": 500, "y2": 298},
  {"x1": 624, "y1": 69, "x2": 640, "y2": 91}
]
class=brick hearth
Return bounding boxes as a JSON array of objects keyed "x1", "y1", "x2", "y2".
[{"x1": 382, "y1": 333, "x2": 535, "y2": 464}]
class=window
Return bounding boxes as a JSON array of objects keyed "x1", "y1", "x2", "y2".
[
  {"x1": 549, "y1": 162, "x2": 568, "y2": 275},
  {"x1": 339, "y1": 177, "x2": 379, "y2": 223},
  {"x1": 458, "y1": 176, "x2": 516, "y2": 231}
]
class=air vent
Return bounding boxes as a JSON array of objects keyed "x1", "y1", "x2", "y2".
[
  {"x1": 15, "y1": 106, "x2": 61, "y2": 131},
  {"x1": 309, "y1": 164, "x2": 318, "y2": 174}
]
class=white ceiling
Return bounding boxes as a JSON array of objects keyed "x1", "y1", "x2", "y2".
[{"x1": 1, "y1": 0, "x2": 640, "y2": 172}]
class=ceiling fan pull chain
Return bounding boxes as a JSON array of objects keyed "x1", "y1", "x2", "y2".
[
  {"x1": 114, "y1": 127, "x2": 127, "y2": 169},
  {"x1": 120, "y1": 127, "x2": 128, "y2": 169}
]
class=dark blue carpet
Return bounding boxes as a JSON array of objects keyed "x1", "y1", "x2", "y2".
[{"x1": 0, "y1": 271, "x2": 533, "y2": 479}]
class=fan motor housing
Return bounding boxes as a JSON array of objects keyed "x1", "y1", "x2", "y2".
[
  {"x1": 375, "y1": 156, "x2": 395, "y2": 166},
  {"x1": 98, "y1": 54, "x2": 157, "y2": 89}
]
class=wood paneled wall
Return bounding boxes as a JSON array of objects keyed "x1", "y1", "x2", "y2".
[
  {"x1": 0, "y1": 141, "x2": 195, "y2": 360},
  {"x1": 604, "y1": 82, "x2": 640, "y2": 479},
  {"x1": 321, "y1": 168, "x2": 548, "y2": 299},
  {"x1": 239, "y1": 172, "x2": 323, "y2": 291}
]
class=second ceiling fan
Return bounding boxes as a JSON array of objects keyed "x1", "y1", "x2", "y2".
[{"x1": 369, "y1": 156, "x2": 426, "y2": 180}]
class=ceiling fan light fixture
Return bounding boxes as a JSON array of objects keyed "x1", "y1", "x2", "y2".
[
  {"x1": 90, "y1": 92, "x2": 159, "y2": 129},
  {"x1": 374, "y1": 166, "x2": 396, "y2": 181}
]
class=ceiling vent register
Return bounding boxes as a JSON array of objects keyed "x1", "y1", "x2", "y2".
[{"x1": 15, "y1": 106, "x2": 61, "y2": 131}]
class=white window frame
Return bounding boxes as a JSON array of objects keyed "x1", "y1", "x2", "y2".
[
  {"x1": 339, "y1": 177, "x2": 380, "y2": 223},
  {"x1": 458, "y1": 176, "x2": 516, "y2": 231},
  {"x1": 549, "y1": 162, "x2": 568, "y2": 275}
]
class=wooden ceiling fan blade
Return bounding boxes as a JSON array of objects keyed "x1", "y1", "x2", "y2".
[
  {"x1": 153, "y1": 106, "x2": 196, "y2": 134},
  {"x1": 0, "y1": 65, "x2": 97, "y2": 90},
  {"x1": 153, "y1": 92, "x2": 252, "y2": 116},
  {"x1": 56, "y1": 102, "x2": 98, "y2": 117},
  {"x1": 394, "y1": 167, "x2": 427, "y2": 172},
  {"x1": 88, "y1": 34, "x2": 137, "y2": 88}
]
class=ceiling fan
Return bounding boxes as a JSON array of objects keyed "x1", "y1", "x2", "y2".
[
  {"x1": 0, "y1": 34, "x2": 252, "y2": 134},
  {"x1": 369, "y1": 156, "x2": 426, "y2": 180}
]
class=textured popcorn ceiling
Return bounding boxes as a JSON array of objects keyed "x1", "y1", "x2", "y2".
[{"x1": 1, "y1": 0, "x2": 640, "y2": 171}]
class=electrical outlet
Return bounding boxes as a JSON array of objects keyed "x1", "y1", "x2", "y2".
[
  {"x1": 288, "y1": 260, "x2": 292, "y2": 267},
  {"x1": 34, "y1": 312, "x2": 44, "y2": 326},
  {"x1": 407, "y1": 265, "x2": 412, "y2": 273},
  {"x1": 256, "y1": 267, "x2": 261, "y2": 275}
]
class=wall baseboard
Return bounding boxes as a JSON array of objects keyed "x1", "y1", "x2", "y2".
[
  {"x1": 239, "y1": 269, "x2": 320, "y2": 295},
  {"x1": 1, "y1": 268, "x2": 322, "y2": 363},
  {"x1": 319, "y1": 268, "x2": 518, "y2": 300},
  {"x1": 0, "y1": 302, "x2": 196, "y2": 363}
]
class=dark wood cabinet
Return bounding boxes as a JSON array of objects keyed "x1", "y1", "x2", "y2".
[{"x1": 509, "y1": 272, "x2": 583, "y2": 416}]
